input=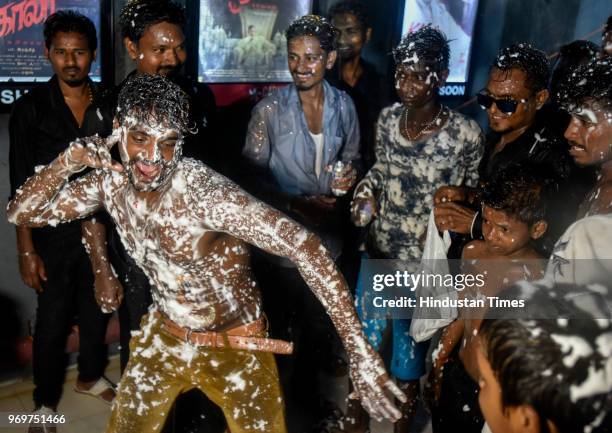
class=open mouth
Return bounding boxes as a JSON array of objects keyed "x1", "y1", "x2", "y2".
[
  {"x1": 569, "y1": 143, "x2": 586, "y2": 154},
  {"x1": 135, "y1": 161, "x2": 161, "y2": 179}
]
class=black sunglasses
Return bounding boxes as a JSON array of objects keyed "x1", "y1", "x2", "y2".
[{"x1": 476, "y1": 91, "x2": 528, "y2": 115}]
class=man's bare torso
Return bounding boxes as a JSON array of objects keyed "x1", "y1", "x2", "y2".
[{"x1": 100, "y1": 158, "x2": 293, "y2": 331}]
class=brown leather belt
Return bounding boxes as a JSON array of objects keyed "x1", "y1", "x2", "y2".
[{"x1": 154, "y1": 311, "x2": 294, "y2": 355}]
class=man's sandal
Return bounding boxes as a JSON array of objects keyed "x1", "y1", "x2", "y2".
[{"x1": 73, "y1": 377, "x2": 116, "y2": 405}]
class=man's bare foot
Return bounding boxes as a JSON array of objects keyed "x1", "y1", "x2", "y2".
[{"x1": 74, "y1": 377, "x2": 116, "y2": 404}]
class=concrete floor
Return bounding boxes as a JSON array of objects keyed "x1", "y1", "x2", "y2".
[{"x1": 0, "y1": 354, "x2": 432, "y2": 433}]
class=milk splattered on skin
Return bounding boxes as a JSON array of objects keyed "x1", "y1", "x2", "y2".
[{"x1": 7, "y1": 149, "x2": 397, "y2": 417}]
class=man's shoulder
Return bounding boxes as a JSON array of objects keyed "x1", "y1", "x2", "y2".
[
  {"x1": 12, "y1": 83, "x2": 51, "y2": 112},
  {"x1": 447, "y1": 109, "x2": 481, "y2": 133},
  {"x1": 446, "y1": 110, "x2": 483, "y2": 146},
  {"x1": 462, "y1": 240, "x2": 487, "y2": 260},
  {"x1": 177, "y1": 158, "x2": 229, "y2": 188},
  {"x1": 177, "y1": 158, "x2": 248, "y2": 204},
  {"x1": 253, "y1": 85, "x2": 291, "y2": 112},
  {"x1": 555, "y1": 213, "x2": 612, "y2": 259},
  {"x1": 325, "y1": 80, "x2": 353, "y2": 105},
  {"x1": 378, "y1": 102, "x2": 403, "y2": 121}
]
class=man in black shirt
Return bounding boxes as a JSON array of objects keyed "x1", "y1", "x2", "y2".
[
  {"x1": 327, "y1": 0, "x2": 384, "y2": 172},
  {"x1": 8, "y1": 11, "x2": 114, "y2": 427},
  {"x1": 434, "y1": 43, "x2": 581, "y2": 256}
]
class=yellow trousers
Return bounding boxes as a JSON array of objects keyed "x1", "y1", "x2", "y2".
[{"x1": 106, "y1": 312, "x2": 287, "y2": 433}]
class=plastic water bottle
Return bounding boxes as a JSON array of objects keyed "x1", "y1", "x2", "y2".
[{"x1": 331, "y1": 161, "x2": 349, "y2": 197}]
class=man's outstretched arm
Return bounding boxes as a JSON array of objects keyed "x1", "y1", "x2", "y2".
[
  {"x1": 7, "y1": 136, "x2": 122, "y2": 227},
  {"x1": 193, "y1": 177, "x2": 406, "y2": 422}
]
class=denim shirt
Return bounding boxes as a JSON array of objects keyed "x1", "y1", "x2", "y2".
[{"x1": 243, "y1": 80, "x2": 360, "y2": 196}]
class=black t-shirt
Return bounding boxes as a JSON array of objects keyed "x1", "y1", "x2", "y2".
[
  {"x1": 8, "y1": 75, "x2": 113, "y2": 252},
  {"x1": 326, "y1": 58, "x2": 385, "y2": 172}
]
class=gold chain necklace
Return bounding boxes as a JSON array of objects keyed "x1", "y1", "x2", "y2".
[{"x1": 402, "y1": 105, "x2": 444, "y2": 141}]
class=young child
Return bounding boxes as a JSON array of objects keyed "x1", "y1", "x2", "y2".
[
  {"x1": 477, "y1": 281, "x2": 611, "y2": 433},
  {"x1": 429, "y1": 166, "x2": 553, "y2": 433}
]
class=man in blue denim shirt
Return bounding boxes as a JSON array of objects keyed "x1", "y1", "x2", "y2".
[
  {"x1": 242, "y1": 15, "x2": 360, "y2": 429},
  {"x1": 243, "y1": 16, "x2": 360, "y2": 220}
]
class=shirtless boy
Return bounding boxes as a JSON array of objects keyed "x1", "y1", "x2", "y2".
[{"x1": 429, "y1": 166, "x2": 551, "y2": 433}]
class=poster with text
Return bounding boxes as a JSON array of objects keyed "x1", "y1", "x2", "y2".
[
  {"x1": 0, "y1": 0, "x2": 101, "y2": 82},
  {"x1": 401, "y1": 0, "x2": 479, "y2": 83},
  {"x1": 198, "y1": 0, "x2": 312, "y2": 83}
]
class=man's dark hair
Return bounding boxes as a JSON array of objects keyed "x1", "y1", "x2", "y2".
[
  {"x1": 480, "y1": 282, "x2": 612, "y2": 433},
  {"x1": 285, "y1": 15, "x2": 339, "y2": 52},
  {"x1": 482, "y1": 165, "x2": 556, "y2": 225},
  {"x1": 392, "y1": 25, "x2": 450, "y2": 72},
  {"x1": 43, "y1": 10, "x2": 97, "y2": 51},
  {"x1": 493, "y1": 43, "x2": 550, "y2": 92},
  {"x1": 604, "y1": 15, "x2": 611, "y2": 35},
  {"x1": 117, "y1": 74, "x2": 193, "y2": 134},
  {"x1": 328, "y1": 1, "x2": 369, "y2": 30},
  {"x1": 556, "y1": 57, "x2": 612, "y2": 112},
  {"x1": 550, "y1": 40, "x2": 599, "y2": 99},
  {"x1": 120, "y1": 0, "x2": 185, "y2": 43}
]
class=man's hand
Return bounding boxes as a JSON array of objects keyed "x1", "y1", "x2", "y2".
[
  {"x1": 434, "y1": 186, "x2": 467, "y2": 205},
  {"x1": 290, "y1": 195, "x2": 336, "y2": 227},
  {"x1": 348, "y1": 347, "x2": 406, "y2": 422},
  {"x1": 434, "y1": 202, "x2": 476, "y2": 234},
  {"x1": 59, "y1": 133, "x2": 123, "y2": 173},
  {"x1": 18, "y1": 252, "x2": 47, "y2": 293},
  {"x1": 329, "y1": 164, "x2": 358, "y2": 195},
  {"x1": 94, "y1": 268, "x2": 124, "y2": 313}
]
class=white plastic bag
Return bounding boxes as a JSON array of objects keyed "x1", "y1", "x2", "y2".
[{"x1": 409, "y1": 210, "x2": 456, "y2": 342}]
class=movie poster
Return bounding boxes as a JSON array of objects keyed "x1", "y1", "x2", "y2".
[
  {"x1": 198, "y1": 0, "x2": 312, "y2": 83},
  {"x1": 401, "y1": 0, "x2": 479, "y2": 83},
  {"x1": 0, "y1": 0, "x2": 101, "y2": 82}
]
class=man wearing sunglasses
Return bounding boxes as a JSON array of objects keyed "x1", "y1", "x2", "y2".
[{"x1": 435, "y1": 43, "x2": 576, "y2": 255}]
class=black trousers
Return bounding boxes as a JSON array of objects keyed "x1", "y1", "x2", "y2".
[
  {"x1": 252, "y1": 253, "x2": 343, "y2": 426},
  {"x1": 108, "y1": 231, "x2": 152, "y2": 373},
  {"x1": 32, "y1": 237, "x2": 108, "y2": 408},
  {"x1": 432, "y1": 354, "x2": 484, "y2": 433}
]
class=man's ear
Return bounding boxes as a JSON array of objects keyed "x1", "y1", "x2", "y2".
[
  {"x1": 326, "y1": 50, "x2": 337, "y2": 70},
  {"x1": 44, "y1": 46, "x2": 50, "y2": 60},
  {"x1": 535, "y1": 88, "x2": 549, "y2": 110},
  {"x1": 113, "y1": 118, "x2": 120, "y2": 129},
  {"x1": 514, "y1": 405, "x2": 540, "y2": 433},
  {"x1": 365, "y1": 27, "x2": 373, "y2": 44},
  {"x1": 92, "y1": 49, "x2": 97, "y2": 62},
  {"x1": 509, "y1": 405, "x2": 541, "y2": 433},
  {"x1": 530, "y1": 220, "x2": 548, "y2": 240},
  {"x1": 124, "y1": 37, "x2": 138, "y2": 61}
]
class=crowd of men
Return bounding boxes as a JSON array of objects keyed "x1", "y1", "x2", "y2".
[{"x1": 6, "y1": 1, "x2": 612, "y2": 433}]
